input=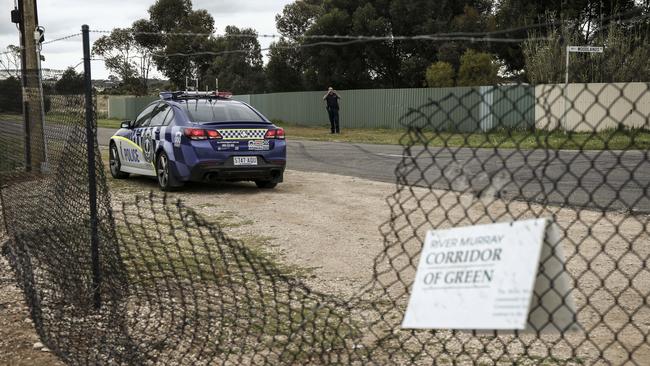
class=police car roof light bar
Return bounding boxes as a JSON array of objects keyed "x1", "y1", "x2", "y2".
[{"x1": 159, "y1": 90, "x2": 233, "y2": 101}]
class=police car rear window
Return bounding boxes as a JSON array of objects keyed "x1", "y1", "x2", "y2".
[{"x1": 179, "y1": 100, "x2": 266, "y2": 123}]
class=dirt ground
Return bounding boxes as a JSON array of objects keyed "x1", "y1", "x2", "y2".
[
  {"x1": 108, "y1": 169, "x2": 394, "y2": 298},
  {"x1": 1, "y1": 167, "x2": 649, "y2": 364},
  {"x1": 0, "y1": 255, "x2": 64, "y2": 366}
]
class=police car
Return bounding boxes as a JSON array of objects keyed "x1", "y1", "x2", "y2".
[{"x1": 108, "y1": 91, "x2": 286, "y2": 191}]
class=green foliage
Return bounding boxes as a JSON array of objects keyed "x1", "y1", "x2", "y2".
[
  {"x1": 92, "y1": 28, "x2": 139, "y2": 82},
  {"x1": 266, "y1": 0, "x2": 648, "y2": 88},
  {"x1": 267, "y1": 0, "x2": 495, "y2": 91},
  {"x1": 203, "y1": 26, "x2": 265, "y2": 94},
  {"x1": 425, "y1": 62, "x2": 455, "y2": 87},
  {"x1": 265, "y1": 39, "x2": 304, "y2": 92},
  {"x1": 54, "y1": 67, "x2": 84, "y2": 95},
  {"x1": 0, "y1": 77, "x2": 22, "y2": 113},
  {"x1": 456, "y1": 49, "x2": 498, "y2": 86},
  {"x1": 523, "y1": 17, "x2": 650, "y2": 84},
  {"x1": 130, "y1": 0, "x2": 215, "y2": 89},
  {"x1": 128, "y1": 0, "x2": 265, "y2": 92},
  {"x1": 0, "y1": 45, "x2": 21, "y2": 79},
  {"x1": 92, "y1": 27, "x2": 153, "y2": 95},
  {"x1": 493, "y1": 0, "x2": 640, "y2": 79},
  {"x1": 275, "y1": 0, "x2": 323, "y2": 38}
]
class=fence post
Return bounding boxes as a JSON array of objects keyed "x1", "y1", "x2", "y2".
[
  {"x1": 479, "y1": 85, "x2": 495, "y2": 132},
  {"x1": 82, "y1": 24, "x2": 101, "y2": 309}
]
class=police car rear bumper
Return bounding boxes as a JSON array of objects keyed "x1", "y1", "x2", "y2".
[{"x1": 188, "y1": 157, "x2": 285, "y2": 183}]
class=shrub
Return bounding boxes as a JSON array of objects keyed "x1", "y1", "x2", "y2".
[
  {"x1": 425, "y1": 62, "x2": 455, "y2": 87},
  {"x1": 457, "y1": 49, "x2": 498, "y2": 86}
]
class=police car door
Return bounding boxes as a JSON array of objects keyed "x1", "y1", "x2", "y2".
[
  {"x1": 132, "y1": 103, "x2": 161, "y2": 174},
  {"x1": 143, "y1": 103, "x2": 172, "y2": 164},
  {"x1": 116, "y1": 103, "x2": 156, "y2": 173}
]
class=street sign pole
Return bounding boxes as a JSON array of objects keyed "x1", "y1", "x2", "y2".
[
  {"x1": 563, "y1": 46, "x2": 604, "y2": 130},
  {"x1": 565, "y1": 46, "x2": 604, "y2": 85}
]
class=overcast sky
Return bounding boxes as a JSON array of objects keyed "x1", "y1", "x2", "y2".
[{"x1": 0, "y1": 0, "x2": 294, "y2": 79}]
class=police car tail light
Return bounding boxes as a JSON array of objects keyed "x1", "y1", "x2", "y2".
[
  {"x1": 206, "y1": 130, "x2": 222, "y2": 139},
  {"x1": 184, "y1": 128, "x2": 222, "y2": 140},
  {"x1": 184, "y1": 128, "x2": 207, "y2": 140},
  {"x1": 264, "y1": 128, "x2": 285, "y2": 140}
]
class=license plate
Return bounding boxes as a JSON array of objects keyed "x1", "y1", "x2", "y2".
[{"x1": 233, "y1": 156, "x2": 258, "y2": 166}]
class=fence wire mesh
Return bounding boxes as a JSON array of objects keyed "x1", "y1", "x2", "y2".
[{"x1": 1, "y1": 74, "x2": 650, "y2": 365}]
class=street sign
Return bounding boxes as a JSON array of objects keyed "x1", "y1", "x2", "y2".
[
  {"x1": 567, "y1": 46, "x2": 604, "y2": 53},
  {"x1": 402, "y1": 219, "x2": 577, "y2": 331}
]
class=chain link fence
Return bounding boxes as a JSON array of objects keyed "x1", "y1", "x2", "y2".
[{"x1": 1, "y1": 45, "x2": 650, "y2": 366}]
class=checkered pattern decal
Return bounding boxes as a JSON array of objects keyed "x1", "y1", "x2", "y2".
[{"x1": 217, "y1": 129, "x2": 268, "y2": 140}]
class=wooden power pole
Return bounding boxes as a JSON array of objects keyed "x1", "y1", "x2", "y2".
[{"x1": 18, "y1": 0, "x2": 46, "y2": 172}]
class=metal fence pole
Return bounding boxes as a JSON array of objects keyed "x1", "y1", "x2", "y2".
[{"x1": 82, "y1": 24, "x2": 101, "y2": 309}]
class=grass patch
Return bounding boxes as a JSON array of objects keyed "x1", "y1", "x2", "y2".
[
  {"x1": 95, "y1": 116, "x2": 650, "y2": 150},
  {"x1": 273, "y1": 120, "x2": 650, "y2": 150},
  {"x1": 0, "y1": 134, "x2": 24, "y2": 173},
  {"x1": 0, "y1": 113, "x2": 22, "y2": 122},
  {"x1": 116, "y1": 213, "x2": 358, "y2": 359},
  {"x1": 97, "y1": 118, "x2": 122, "y2": 129}
]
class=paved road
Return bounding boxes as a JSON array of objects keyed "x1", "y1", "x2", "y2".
[
  {"x1": 5, "y1": 125, "x2": 648, "y2": 213},
  {"x1": 96, "y1": 127, "x2": 650, "y2": 213}
]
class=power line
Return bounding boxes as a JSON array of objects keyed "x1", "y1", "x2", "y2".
[{"x1": 85, "y1": 8, "x2": 650, "y2": 42}]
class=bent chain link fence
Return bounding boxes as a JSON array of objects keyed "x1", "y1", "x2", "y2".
[{"x1": 1, "y1": 74, "x2": 650, "y2": 364}]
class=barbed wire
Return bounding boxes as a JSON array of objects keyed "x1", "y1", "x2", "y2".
[
  {"x1": 1, "y1": 8, "x2": 646, "y2": 57},
  {"x1": 0, "y1": 8, "x2": 647, "y2": 78},
  {"x1": 1, "y1": 67, "x2": 67, "y2": 74},
  {"x1": 86, "y1": 8, "x2": 650, "y2": 41},
  {"x1": 42, "y1": 32, "x2": 82, "y2": 45},
  {"x1": 92, "y1": 11, "x2": 650, "y2": 61},
  {"x1": 1, "y1": 7, "x2": 648, "y2": 58}
]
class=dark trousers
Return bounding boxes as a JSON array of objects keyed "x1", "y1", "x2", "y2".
[{"x1": 327, "y1": 107, "x2": 340, "y2": 133}]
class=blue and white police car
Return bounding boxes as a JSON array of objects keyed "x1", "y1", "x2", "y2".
[{"x1": 108, "y1": 91, "x2": 286, "y2": 191}]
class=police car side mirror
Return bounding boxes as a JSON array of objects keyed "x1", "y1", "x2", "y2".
[{"x1": 121, "y1": 120, "x2": 133, "y2": 129}]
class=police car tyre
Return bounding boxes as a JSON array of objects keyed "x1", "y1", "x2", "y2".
[
  {"x1": 156, "y1": 151, "x2": 183, "y2": 191},
  {"x1": 109, "y1": 143, "x2": 129, "y2": 179},
  {"x1": 255, "y1": 180, "x2": 277, "y2": 189}
]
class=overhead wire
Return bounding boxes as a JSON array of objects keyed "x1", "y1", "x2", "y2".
[{"x1": 0, "y1": 9, "x2": 647, "y2": 75}]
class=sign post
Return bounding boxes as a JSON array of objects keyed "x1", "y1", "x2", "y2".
[
  {"x1": 402, "y1": 219, "x2": 576, "y2": 331},
  {"x1": 563, "y1": 46, "x2": 604, "y2": 130},
  {"x1": 565, "y1": 46, "x2": 604, "y2": 84}
]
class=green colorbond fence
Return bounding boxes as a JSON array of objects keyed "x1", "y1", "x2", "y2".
[
  {"x1": 234, "y1": 86, "x2": 535, "y2": 132},
  {"x1": 108, "y1": 96, "x2": 159, "y2": 120},
  {"x1": 110, "y1": 86, "x2": 535, "y2": 132}
]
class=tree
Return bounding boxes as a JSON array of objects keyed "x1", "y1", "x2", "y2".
[
  {"x1": 0, "y1": 45, "x2": 21, "y2": 79},
  {"x1": 425, "y1": 62, "x2": 455, "y2": 87},
  {"x1": 92, "y1": 28, "x2": 152, "y2": 94},
  {"x1": 204, "y1": 26, "x2": 265, "y2": 94},
  {"x1": 275, "y1": 0, "x2": 323, "y2": 38},
  {"x1": 456, "y1": 49, "x2": 498, "y2": 86},
  {"x1": 93, "y1": 28, "x2": 139, "y2": 83},
  {"x1": 135, "y1": 0, "x2": 216, "y2": 89},
  {"x1": 493, "y1": 0, "x2": 640, "y2": 79},
  {"x1": 0, "y1": 77, "x2": 22, "y2": 113},
  {"x1": 523, "y1": 20, "x2": 650, "y2": 84},
  {"x1": 266, "y1": 39, "x2": 304, "y2": 92},
  {"x1": 54, "y1": 67, "x2": 84, "y2": 94},
  {"x1": 269, "y1": 0, "x2": 494, "y2": 89}
]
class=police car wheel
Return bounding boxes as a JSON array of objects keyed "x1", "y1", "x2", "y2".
[
  {"x1": 109, "y1": 143, "x2": 129, "y2": 179},
  {"x1": 156, "y1": 152, "x2": 182, "y2": 191},
  {"x1": 255, "y1": 180, "x2": 277, "y2": 189}
]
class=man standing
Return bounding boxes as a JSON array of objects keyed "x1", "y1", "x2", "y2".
[{"x1": 323, "y1": 87, "x2": 341, "y2": 134}]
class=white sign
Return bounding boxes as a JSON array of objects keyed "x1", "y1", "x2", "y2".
[
  {"x1": 402, "y1": 219, "x2": 576, "y2": 331},
  {"x1": 567, "y1": 46, "x2": 604, "y2": 53}
]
